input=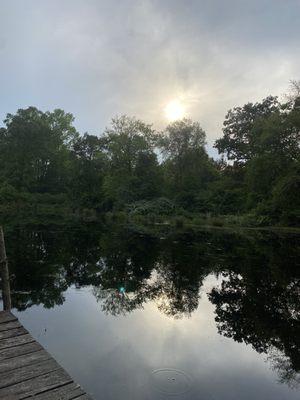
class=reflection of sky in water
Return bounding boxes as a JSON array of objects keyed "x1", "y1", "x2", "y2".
[{"x1": 13, "y1": 275, "x2": 299, "y2": 400}]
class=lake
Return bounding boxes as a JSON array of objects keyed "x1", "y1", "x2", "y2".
[{"x1": 2, "y1": 223, "x2": 299, "y2": 399}]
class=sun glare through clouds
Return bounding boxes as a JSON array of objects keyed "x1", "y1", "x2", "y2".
[{"x1": 165, "y1": 99, "x2": 185, "y2": 122}]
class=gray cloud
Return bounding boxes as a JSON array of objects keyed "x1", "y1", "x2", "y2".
[{"x1": 0, "y1": 0, "x2": 299, "y2": 156}]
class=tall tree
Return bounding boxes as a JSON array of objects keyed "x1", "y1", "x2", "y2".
[
  {"x1": 0, "y1": 107, "x2": 78, "y2": 193},
  {"x1": 102, "y1": 115, "x2": 160, "y2": 207},
  {"x1": 215, "y1": 96, "x2": 280, "y2": 162},
  {"x1": 69, "y1": 133, "x2": 107, "y2": 209},
  {"x1": 214, "y1": 93, "x2": 300, "y2": 222},
  {"x1": 159, "y1": 118, "x2": 216, "y2": 209}
]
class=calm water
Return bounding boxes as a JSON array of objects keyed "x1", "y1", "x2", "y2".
[{"x1": 2, "y1": 224, "x2": 300, "y2": 399}]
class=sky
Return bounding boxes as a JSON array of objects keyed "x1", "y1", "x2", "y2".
[{"x1": 1, "y1": 0, "x2": 299, "y2": 157}]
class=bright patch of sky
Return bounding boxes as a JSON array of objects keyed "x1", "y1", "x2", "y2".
[{"x1": 0, "y1": 0, "x2": 299, "y2": 157}]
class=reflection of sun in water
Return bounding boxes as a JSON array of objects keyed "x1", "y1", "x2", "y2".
[{"x1": 165, "y1": 99, "x2": 185, "y2": 122}]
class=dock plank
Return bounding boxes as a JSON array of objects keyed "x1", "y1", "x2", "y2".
[
  {"x1": 0, "y1": 341, "x2": 43, "y2": 360},
  {"x1": 0, "y1": 320, "x2": 22, "y2": 332},
  {"x1": 22, "y1": 382, "x2": 87, "y2": 399},
  {"x1": 0, "y1": 368, "x2": 73, "y2": 398},
  {"x1": 0, "y1": 358, "x2": 61, "y2": 389},
  {"x1": 0, "y1": 349, "x2": 51, "y2": 373},
  {"x1": 0, "y1": 311, "x2": 94, "y2": 400},
  {"x1": 0, "y1": 333, "x2": 35, "y2": 350},
  {"x1": 0, "y1": 326, "x2": 28, "y2": 340},
  {"x1": 0, "y1": 311, "x2": 17, "y2": 324}
]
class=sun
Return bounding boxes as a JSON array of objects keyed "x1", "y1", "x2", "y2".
[{"x1": 165, "y1": 99, "x2": 185, "y2": 122}]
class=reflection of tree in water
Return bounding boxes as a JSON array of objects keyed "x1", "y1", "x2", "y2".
[
  {"x1": 152, "y1": 233, "x2": 209, "y2": 318},
  {"x1": 93, "y1": 288, "x2": 145, "y2": 316},
  {"x1": 208, "y1": 233, "x2": 300, "y2": 388},
  {"x1": 93, "y1": 230, "x2": 209, "y2": 318},
  {"x1": 152, "y1": 264, "x2": 202, "y2": 318},
  {"x1": 6, "y1": 228, "x2": 68, "y2": 309},
  {"x1": 268, "y1": 349, "x2": 300, "y2": 389},
  {"x1": 4, "y1": 224, "x2": 300, "y2": 386},
  {"x1": 93, "y1": 264, "x2": 202, "y2": 319},
  {"x1": 5, "y1": 225, "x2": 103, "y2": 310},
  {"x1": 92, "y1": 226, "x2": 159, "y2": 315}
]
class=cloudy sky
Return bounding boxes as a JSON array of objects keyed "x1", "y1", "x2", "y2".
[{"x1": 1, "y1": 0, "x2": 299, "y2": 156}]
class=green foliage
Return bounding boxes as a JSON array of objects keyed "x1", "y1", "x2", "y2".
[
  {"x1": 214, "y1": 96, "x2": 280, "y2": 161},
  {"x1": 69, "y1": 133, "x2": 106, "y2": 209},
  {"x1": 0, "y1": 86, "x2": 299, "y2": 228},
  {"x1": 173, "y1": 216, "x2": 186, "y2": 228},
  {"x1": 214, "y1": 89, "x2": 300, "y2": 226},
  {"x1": 270, "y1": 165, "x2": 300, "y2": 226},
  {"x1": 128, "y1": 198, "x2": 177, "y2": 216},
  {"x1": 210, "y1": 217, "x2": 224, "y2": 227},
  {"x1": 101, "y1": 116, "x2": 161, "y2": 208},
  {"x1": 0, "y1": 107, "x2": 78, "y2": 193},
  {"x1": 160, "y1": 119, "x2": 218, "y2": 210}
]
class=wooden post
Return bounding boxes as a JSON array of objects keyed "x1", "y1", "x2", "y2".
[{"x1": 0, "y1": 226, "x2": 11, "y2": 311}]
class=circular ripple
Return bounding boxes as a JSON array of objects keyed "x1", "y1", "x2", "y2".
[{"x1": 151, "y1": 368, "x2": 192, "y2": 395}]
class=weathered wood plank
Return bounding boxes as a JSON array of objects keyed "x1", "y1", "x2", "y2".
[
  {"x1": 0, "y1": 320, "x2": 22, "y2": 332},
  {"x1": 0, "y1": 368, "x2": 73, "y2": 398},
  {"x1": 0, "y1": 312, "x2": 93, "y2": 399},
  {"x1": 0, "y1": 326, "x2": 28, "y2": 340},
  {"x1": 0, "y1": 358, "x2": 61, "y2": 389},
  {"x1": 0, "y1": 311, "x2": 17, "y2": 324},
  {"x1": 0, "y1": 349, "x2": 51, "y2": 373},
  {"x1": 0, "y1": 341, "x2": 43, "y2": 360},
  {"x1": 0, "y1": 334, "x2": 35, "y2": 350},
  {"x1": 21, "y1": 382, "x2": 86, "y2": 399}
]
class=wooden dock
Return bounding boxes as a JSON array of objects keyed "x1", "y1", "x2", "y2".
[{"x1": 0, "y1": 311, "x2": 93, "y2": 400}]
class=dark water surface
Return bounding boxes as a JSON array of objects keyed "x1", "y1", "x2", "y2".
[{"x1": 2, "y1": 224, "x2": 300, "y2": 399}]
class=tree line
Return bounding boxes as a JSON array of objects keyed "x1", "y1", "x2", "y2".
[{"x1": 0, "y1": 84, "x2": 299, "y2": 226}]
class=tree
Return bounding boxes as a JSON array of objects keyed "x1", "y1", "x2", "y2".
[
  {"x1": 159, "y1": 118, "x2": 217, "y2": 209},
  {"x1": 102, "y1": 115, "x2": 160, "y2": 207},
  {"x1": 0, "y1": 107, "x2": 78, "y2": 193},
  {"x1": 270, "y1": 164, "x2": 300, "y2": 225},
  {"x1": 285, "y1": 80, "x2": 300, "y2": 107},
  {"x1": 69, "y1": 133, "x2": 107, "y2": 209},
  {"x1": 214, "y1": 96, "x2": 280, "y2": 162},
  {"x1": 214, "y1": 92, "x2": 300, "y2": 222}
]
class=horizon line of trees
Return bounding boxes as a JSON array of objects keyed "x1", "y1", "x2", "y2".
[{"x1": 0, "y1": 82, "x2": 299, "y2": 225}]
